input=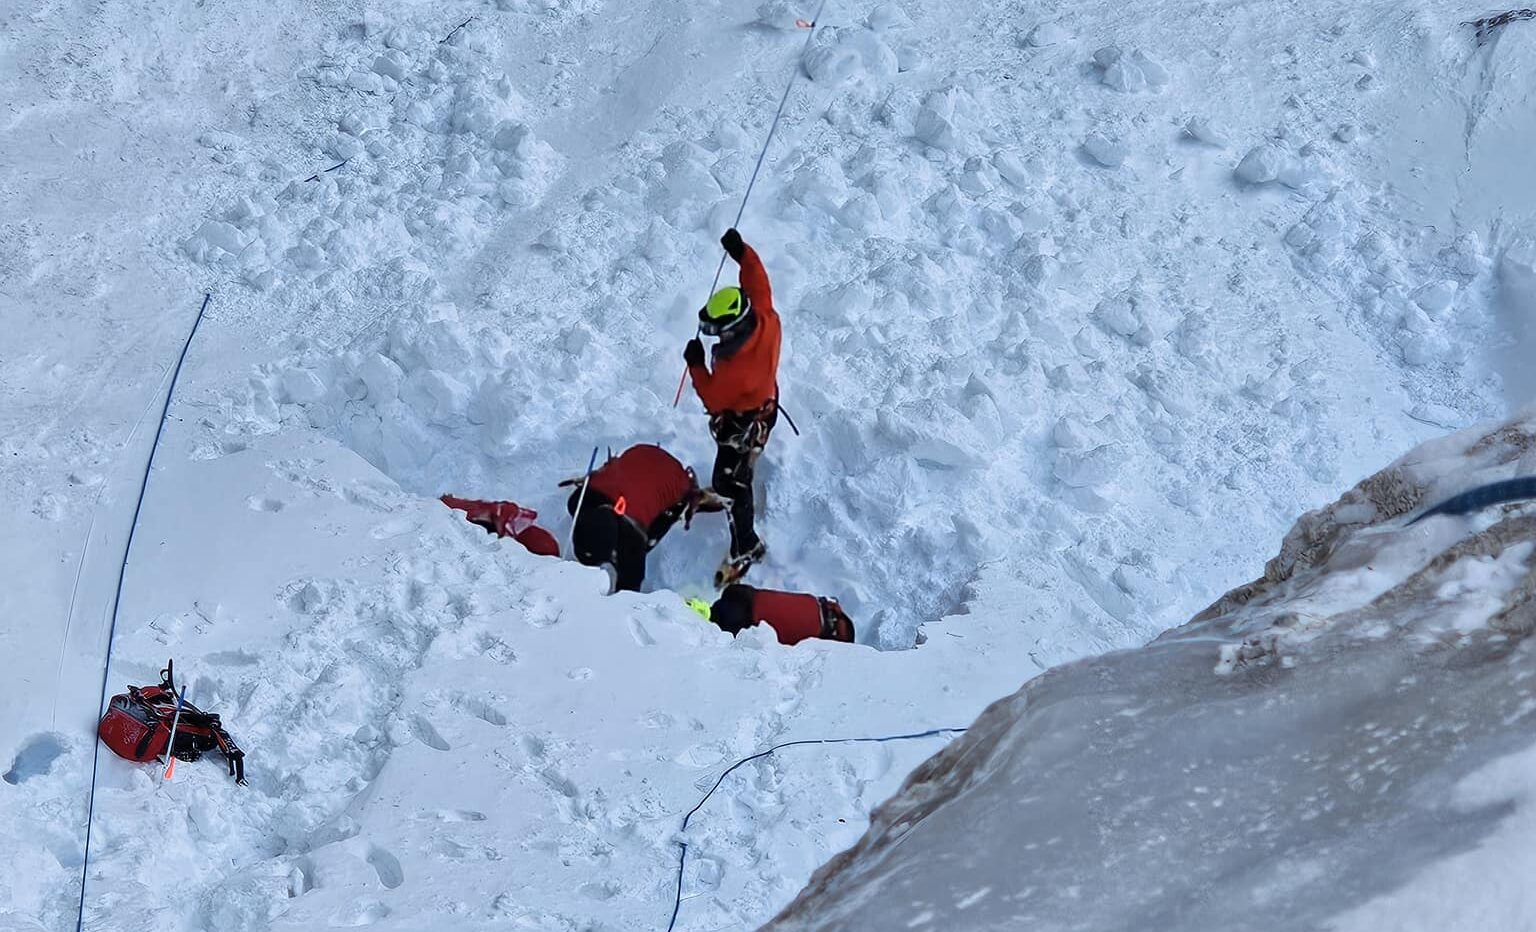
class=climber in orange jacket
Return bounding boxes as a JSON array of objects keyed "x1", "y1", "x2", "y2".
[{"x1": 684, "y1": 228, "x2": 782, "y2": 587}]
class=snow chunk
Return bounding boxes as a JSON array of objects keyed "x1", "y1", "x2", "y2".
[
  {"x1": 1234, "y1": 144, "x2": 1290, "y2": 185},
  {"x1": 804, "y1": 28, "x2": 898, "y2": 85},
  {"x1": 866, "y1": 3, "x2": 912, "y2": 31},
  {"x1": 372, "y1": 51, "x2": 408, "y2": 82},
  {"x1": 182, "y1": 220, "x2": 248, "y2": 264},
  {"x1": 401, "y1": 370, "x2": 471, "y2": 425},
  {"x1": 1083, "y1": 133, "x2": 1128, "y2": 168},
  {"x1": 355, "y1": 353, "x2": 405, "y2": 402},
  {"x1": 804, "y1": 42, "x2": 859, "y2": 84},
  {"x1": 993, "y1": 151, "x2": 1032, "y2": 188},
  {"x1": 279, "y1": 367, "x2": 328, "y2": 404},
  {"x1": 1095, "y1": 47, "x2": 1169, "y2": 92},
  {"x1": 756, "y1": 0, "x2": 810, "y2": 28},
  {"x1": 1024, "y1": 22, "x2": 1072, "y2": 47},
  {"x1": 914, "y1": 88, "x2": 967, "y2": 151},
  {"x1": 1412, "y1": 280, "x2": 1457, "y2": 316},
  {"x1": 1183, "y1": 117, "x2": 1226, "y2": 148}
]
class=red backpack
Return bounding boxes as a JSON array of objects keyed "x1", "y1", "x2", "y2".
[{"x1": 98, "y1": 662, "x2": 246, "y2": 784}]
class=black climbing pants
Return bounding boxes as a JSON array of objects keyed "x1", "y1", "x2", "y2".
[{"x1": 709, "y1": 403, "x2": 778, "y2": 559}]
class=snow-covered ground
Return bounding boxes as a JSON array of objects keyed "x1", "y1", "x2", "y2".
[
  {"x1": 1, "y1": 0, "x2": 1533, "y2": 928},
  {"x1": 765, "y1": 408, "x2": 1536, "y2": 932}
]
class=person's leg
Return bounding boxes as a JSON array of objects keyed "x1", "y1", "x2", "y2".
[
  {"x1": 712, "y1": 442, "x2": 759, "y2": 558},
  {"x1": 570, "y1": 492, "x2": 618, "y2": 568},
  {"x1": 612, "y1": 518, "x2": 649, "y2": 592}
]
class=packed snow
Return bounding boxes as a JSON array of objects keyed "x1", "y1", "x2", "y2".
[
  {"x1": 765, "y1": 409, "x2": 1536, "y2": 932},
  {"x1": 2, "y1": 0, "x2": 1534, "y2": 929}
]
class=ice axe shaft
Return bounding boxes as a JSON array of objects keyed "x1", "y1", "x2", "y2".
[{"x1": 566, "y1": 447, "x2": 601, "y2": 557}]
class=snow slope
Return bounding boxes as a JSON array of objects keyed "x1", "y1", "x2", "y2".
[
  {"x1": 766, "y1": 408, "x2": 1536, "y2": 932},
  {"x1": 2, "y1": 0, "x2": 1534, "y2": 929}
]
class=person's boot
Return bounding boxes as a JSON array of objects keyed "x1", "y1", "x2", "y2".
[{"x1": 714, "y1": 539, "x2": 766, "y2": 588}]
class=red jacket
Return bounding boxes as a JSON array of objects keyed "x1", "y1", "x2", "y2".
[
  {"x1": 586, "y1": 445, "x2": 695, "y2": 528},
  {"x1": 441, "y1": 496, "x2": 560, "y2": 557},
  {"x1": 688, "y1": 243, "x2": 781, "y2": 415}
]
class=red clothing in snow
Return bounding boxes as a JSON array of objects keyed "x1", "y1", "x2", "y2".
[
  {"x1": 440, "y1": 496, "x2": 561, "y2": 557},
  {"x1": 711, "y1": 585, "x2": 856, "y2": 646}
]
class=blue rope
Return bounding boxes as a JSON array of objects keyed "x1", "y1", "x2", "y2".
[
  {"x1": 665, "y1": 725, "x2": 967, "y2": 931},
  {"x1": 74, "y1": 292, "x2": 212, "y2": 932},
  {"x1": 1409, "y1": 476, "x2": 1536, "y2": 525}
]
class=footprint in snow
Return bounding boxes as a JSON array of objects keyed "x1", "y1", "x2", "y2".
[
  {"x1": 453, "y1": 694, "x2": 509, "y2": 727},
  {"x1": 246, "y1": 495, "x2": 285, "y2": 512},
  {"x1": 366, "y1": 845, "x2": 404, "y2": 890},
  {"x1": 3, "y1": 733, "x2": 68, "y2": 785},
  {"x1": 417, "y1": 809, "x2": 487, "y2": 823},
  {"x1": 627, "y1": 617, "x2": 655, "y2": 647},
  {"x1": 330, "y1": 898, "x2": 389, "y2": 927},
  {"x1": 409, "y1": 715, "x2": 451, "y2": 751},
  {"x1": 369, "y1": 517, "x2": 416, "y2": 540},
  {"x1": 430, "y1": 837, "x2": 498, "y2": 861}
]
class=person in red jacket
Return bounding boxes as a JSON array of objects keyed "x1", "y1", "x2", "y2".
[
  {"x1": 563, "y1": 444, "x2": 718, "y2": 592},
  {"x1": 440, "y1": 495, "x2": 561, "y2": 557},
  {"x1": 706, "y1": 584, "x2": 856, "y2": 645},
  {"x1": 685, "y1": 228, "x2": 782, "y2": 586}
]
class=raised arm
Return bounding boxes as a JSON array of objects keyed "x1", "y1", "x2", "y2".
[{"x1": 721, "y1": 228, "x2": 773, "y2": 315}]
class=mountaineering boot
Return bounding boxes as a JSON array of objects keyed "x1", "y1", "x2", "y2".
[{"x1": 715, "y1": 539, "x2": 767, "y2": 588}]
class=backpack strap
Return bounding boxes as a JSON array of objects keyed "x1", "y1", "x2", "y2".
[{"x1": 210, "y1": 724, "x2": 246, "y2": 785}]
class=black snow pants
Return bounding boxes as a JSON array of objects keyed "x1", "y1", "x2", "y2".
[{"x1": 709, "y1": 402, "x2": 778, "y2": 559}]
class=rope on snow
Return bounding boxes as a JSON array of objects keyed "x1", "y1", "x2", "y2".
[
  {"x1": 665, "y1": 725, "x2": 967, "y2": 931},
  {"x1": 1408, "y1": 476, "x2": 1536, "y2": 525},
  {"x1": 73, "y1": 292, "x2": 212, "y2": 932},
  {"x1": 672, "y1": 0, "x2": 833, "y2": 408}
]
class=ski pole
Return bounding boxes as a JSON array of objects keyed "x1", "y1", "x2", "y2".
[{"x1": 566, "y1": 446, "x2": 600, "y2": 558}]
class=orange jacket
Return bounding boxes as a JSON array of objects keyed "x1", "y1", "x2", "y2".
[{"x1": 688, "y1": 243, "x2": 781, "y2": 414}]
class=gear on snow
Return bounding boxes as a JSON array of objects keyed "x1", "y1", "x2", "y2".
[
  {"x1": 709, "y1": 584, "x2": 856, "y2": 645},
  {"x1": 97, "y1": 660, "x2": 246, "y2": 784},
  {"x1": 440, "y1": 495, "x2": 561, "y2": 556}
]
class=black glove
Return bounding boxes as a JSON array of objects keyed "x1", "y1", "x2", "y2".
[
  {"x1": 684, "y1": 338, "x2": 706, "y2": 368},
  {"x1": 720, "y1": 228, "x2": 746, "y2": 261}
]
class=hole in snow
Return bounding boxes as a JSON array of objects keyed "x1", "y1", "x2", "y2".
[{"x1": 3, "y1": 732, "x2": 68, "y2": 785}]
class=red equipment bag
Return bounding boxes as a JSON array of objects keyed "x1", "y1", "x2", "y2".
[{"x1": 98, "y1": 662, "x2": 247, "y2": 785}]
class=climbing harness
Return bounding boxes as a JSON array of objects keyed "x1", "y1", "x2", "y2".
[
  {"x1": 673, "y1": 3, "x2": 831, "y2": 407},
  {"x1": 665, "y1": 724, "x2": 967, "y2": 931}
]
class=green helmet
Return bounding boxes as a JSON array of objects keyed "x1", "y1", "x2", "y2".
[
  {"x1": 698, "y1": 286, "x2": 751, "y2": 336},
  {"x1": 685, "y1": 597, "x2": 713, "y2": 621}
]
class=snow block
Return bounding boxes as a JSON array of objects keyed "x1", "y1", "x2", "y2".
[
  {"x1": 1025, "y1": 22, "x2": 1072, "y2": 47},
  {"x1": 1095, "y1": 47, "x2": 1169, "y2": 92},
  {"x1": 1083, "y1": 134, "x2": 1128, "y2": 168},
  {"x1": 1234, "y1": 144, "x2": 1289, "y2": 185}
]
